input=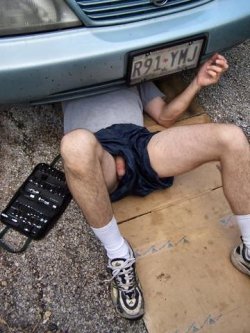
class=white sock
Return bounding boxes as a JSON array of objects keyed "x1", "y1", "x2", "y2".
[
  {"x1": 91, "y1": 216, "x2": 130, "y2": 260},
  {"x1": 236, "y1": 214, "x2": 250, "y2": 259}
]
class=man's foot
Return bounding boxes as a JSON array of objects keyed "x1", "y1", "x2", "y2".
[
  {"x1": 107, "y1": 246, "x2": 144, "y2": 320},
  {"x1": 231, "y1": 241, "x2": 250, "y2": 276}
]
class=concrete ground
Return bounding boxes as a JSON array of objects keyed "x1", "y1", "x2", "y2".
[{"x1": 0, "y1": 40, "x2": 249, "y2": 333}]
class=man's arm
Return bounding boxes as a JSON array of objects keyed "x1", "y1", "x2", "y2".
[{"x1": 145, "y1": 53, "x2": 229, "y2": 128}]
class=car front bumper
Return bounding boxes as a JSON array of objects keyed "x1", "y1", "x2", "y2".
[{"x1": 1, "y1": 0, "x2": 250, "y2": 104}]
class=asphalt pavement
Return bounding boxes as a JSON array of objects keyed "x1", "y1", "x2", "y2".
[{"x1": 0, "y1": 40, "x2": 249, "y2": 333}]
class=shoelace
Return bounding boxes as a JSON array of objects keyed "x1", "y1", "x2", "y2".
[{"x1": 106, "y1": 257, "x2": 136, "y2": 293}]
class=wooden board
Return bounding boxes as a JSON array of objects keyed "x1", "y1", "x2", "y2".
[
  {"x1": 119, "y1": 188, "x2": 232, "y2": 251},
  {"x1": 120, "y1": 188, "x2": 250, "y2": 333}
]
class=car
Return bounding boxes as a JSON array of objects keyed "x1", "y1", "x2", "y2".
[{"x1": 1, "y1": 0, "x2": 250, "y2": 104}]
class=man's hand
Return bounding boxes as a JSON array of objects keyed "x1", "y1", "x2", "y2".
[{"x1": 195, "y1": 53, "x2": 229, "y2": 88}]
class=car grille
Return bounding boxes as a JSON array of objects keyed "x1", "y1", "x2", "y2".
[{"x1": 75, "y1": 0, "x2": 213, "y2": 26}]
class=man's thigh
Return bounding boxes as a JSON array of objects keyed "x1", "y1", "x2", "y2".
[
  {"x1": 101, "y1": 149, "x2": 119, "y2": 194},
  {"x1": 147, "y1": 123, "x2": 224, "y2": 178}
]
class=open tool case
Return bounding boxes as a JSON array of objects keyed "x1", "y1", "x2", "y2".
[{"x1": 0, "y1": 156, "x2": 72, "y2": 253}]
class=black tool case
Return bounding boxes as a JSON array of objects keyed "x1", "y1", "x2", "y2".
[{"x1": 0, "y1": 159, "x2": 72, "y2": 253}]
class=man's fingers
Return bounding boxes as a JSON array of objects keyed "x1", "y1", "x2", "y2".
[
  {"x1": 209, "y1": 54, "x2": 228, "y2": 68},
  {"x1": 214, "y1": 59, "x2": 228, "y2": 68},
  {"x1": 215, "y1": 60, "x2": 229, "y2": 72},
  {"x1": 207, "y1": 70, "x2": 217, "y2": 78},
  {"x1": 211, "y1": 58, "x2": 227, "y2": 65},
  {"x1": 215, "y1": 54, "x2": 225, "y2": 60},
  {"x1": 207, "y1": 65, "x2": 223, "y2": 74},
  {"x1": 198, "y1": 53, "x2": 228, "y2": 85},
  {"x1": 206, "y1": 57, "x2": 229, "y2": 78},
  {"x1": 212, "y1": 53, "x2": 226, "y2": 62}
]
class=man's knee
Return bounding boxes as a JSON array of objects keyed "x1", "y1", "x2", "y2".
[
  {"x1": 218, "y1": 124, "x2": 248, "y2": 153},
  {"x1": 60, "y1": 129, "x2": 100, "y2": 169}
]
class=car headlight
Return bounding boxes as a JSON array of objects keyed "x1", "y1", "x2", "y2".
[{"x1": 0, "y1": 0, "x2": 82, "y2": 37}]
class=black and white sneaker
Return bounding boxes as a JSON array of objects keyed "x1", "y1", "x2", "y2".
[
  {"x1": 107, "y1": 246, "x2": 144, "y2": 320},
  {"x1": 231, "y1": 241, "x2": 250, "y2": 276}
]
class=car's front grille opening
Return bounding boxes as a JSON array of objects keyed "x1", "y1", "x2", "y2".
[{"x1": 75, "y1": 0, "x2": 213, "y2": 26}]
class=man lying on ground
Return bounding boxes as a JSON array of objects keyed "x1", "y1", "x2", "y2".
[{"x1": 61, "y1": 54, "x2": 250, "y2": 320}]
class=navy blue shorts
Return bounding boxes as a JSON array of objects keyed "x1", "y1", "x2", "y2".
[{"x1": 95, "y1": 124, "x2": 174, "y2": 202}]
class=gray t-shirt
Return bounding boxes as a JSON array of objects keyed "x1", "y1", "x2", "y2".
[{"x1": 62, "y1": 81, "x2": 164, "y2": 133}]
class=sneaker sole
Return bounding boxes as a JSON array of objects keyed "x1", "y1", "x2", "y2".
[
  {"x1": 110, "y1": 283, "x2": 144, "y2": 320},
  {"x1": 231, "y1": 250, "x2": 250, "y2": 277}
]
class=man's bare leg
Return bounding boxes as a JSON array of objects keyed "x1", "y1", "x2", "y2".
[
  {"x1": 60, "y1": 128, "x2": 144, "y2": 319},
  {"x1": 60, "y1": 128, "x2": 133, "y2": 258},
  {"x1": 148, "y1": 122, "x2": 250, "y2": 275},
  {"x1": 148, "y1": 123, "x2": 250, "y2": 214},
  {"x1": 60, "y1": 129, "x2": 117, "y2": 228}
]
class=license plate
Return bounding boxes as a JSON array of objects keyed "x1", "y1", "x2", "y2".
[{"x1": 128, "y1": 38, "x2": 204, "y2": 85}]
